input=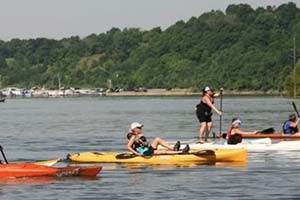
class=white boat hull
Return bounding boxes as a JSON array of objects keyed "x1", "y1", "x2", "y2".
[
  {"x1": 165, "y1": 138, "x2": 300, "y2": 152},
  {"x1": 189, "y1": 140, "x2": 300, "y2": 152}
]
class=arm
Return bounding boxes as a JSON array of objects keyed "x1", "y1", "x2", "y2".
[
  {"x1": 127, "y1": 136, "x2": 142, "y2": 156},
  {"x1": 234, "y1": 128, "x2": 256, "y2": 135},
  {"x1": 291, "y1": 119, "x2": 300, "y2": 127},
  {"x1": 203, "y1": 96, "x2": 222, "y2": 116},
  {"x1": 213, "y1": 89, "x2": 221, "y2": 97}
]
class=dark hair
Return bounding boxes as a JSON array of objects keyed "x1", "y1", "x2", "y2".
[
  {"x1": 127, "y1": 132, "x2": 134, "y2": 140},
  {"x1": 231, "y1": 117, "x2": 238, "y2": 122},
  {"x1": 289, "y1": 113, "x2": 296, "y2": 121}
]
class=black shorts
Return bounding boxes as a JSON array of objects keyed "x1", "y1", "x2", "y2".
[
  {"x1": 143, "y1": 146, "x2": 155, "y2": 156},
  {"x1": 196, "y1": 109, "x2": 212, "y2": 123}
]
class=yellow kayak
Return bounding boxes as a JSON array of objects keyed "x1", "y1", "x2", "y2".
[
  {"x1": 67, "y1": 149, "x2": 246, "y2": 164},
  {"x1": 34, "y1": 158, "x2": 61, "y2": 166}
]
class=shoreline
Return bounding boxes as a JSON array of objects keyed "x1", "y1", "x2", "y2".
[
  {"x1": 1, "y1": 88, "x2": 286, "y2": 98},
  {"x1": 105, "y1": 89, "x2": 284, "y2": 97}
]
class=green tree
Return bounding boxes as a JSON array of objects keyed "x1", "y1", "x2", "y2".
[{"x1": 285, "y1": 60, "x2": 300, "y2": 96}]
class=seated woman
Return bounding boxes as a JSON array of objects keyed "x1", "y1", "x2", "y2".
[
  {"x1": 283, "y1": 114, "x2": 300, "y2": 135},
  {"x1": 127, "y1": 122, "x2": 189, "y2": 156},
  {"x1": 226, "y1": 118, "x2": 257, "y2": 144}
]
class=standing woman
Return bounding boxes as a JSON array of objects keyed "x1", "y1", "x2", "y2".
[{"x1": 196, "y1": 86, "x2": 222, "y2": 143}]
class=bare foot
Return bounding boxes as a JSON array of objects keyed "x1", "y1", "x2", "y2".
[
  {"x1": 197, "y1": 140, "x2": 204, "y2": 144},
  {"x1": 204, "y1": 139, "x2": 212, "y2": 143}
]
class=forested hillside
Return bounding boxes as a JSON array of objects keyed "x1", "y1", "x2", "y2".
[{"x1": 0, "y1": 2, "x2": 299, "y2": 93}]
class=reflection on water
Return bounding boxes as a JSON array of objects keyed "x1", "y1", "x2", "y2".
[
  {"x1": 0, "y1": 97, "x2": 300, "y2": 199},
  {"x1": 0, "y1": 176, "x2": 55, "y2": 185},
  {"x1": 119, "y1": 161, "x2": 217, "y2": 170},
  {"x1": 0, "y1": 176, "x2": 100, "y2": 185}
]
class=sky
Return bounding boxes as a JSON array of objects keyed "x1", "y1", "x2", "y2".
[{"x1": 0, "y1": 0, "x2": 298, "y2": 41}]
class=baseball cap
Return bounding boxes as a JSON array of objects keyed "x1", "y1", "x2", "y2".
[
  {"x1": 130, "y1": 122, "x2": 144, "y2": 130},
  {"x1": 232, "y1": 119, "x2": 242, "y2": 126},
  {"x1": 204, "y1": 86, "x2": 211, "y2": 92}
]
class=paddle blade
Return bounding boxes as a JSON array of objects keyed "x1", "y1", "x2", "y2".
[
  {"x1": 115, "y1": 153, "x2": 137, "y2": 159},
  {"x1": 193, "y1": 150, "x2": 215, "y2": 156},
  {"x1": 222, "y1": 133, "x2": 227, "y2": 139},
  {"x1": 259, "y1": 128, "x2": 275, "y2": 134}
]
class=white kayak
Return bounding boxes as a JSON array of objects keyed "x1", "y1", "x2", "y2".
[
  {"x1": 166, "y1": 138, "x2": 300, "y2": 152},
  {"x1": 189, "y1": 140, "x2": 300, "y2": 152},
  {"x1": 168, "y1": 138, "x2": 271, "y2": 145},
  {"x1": 241, "y1": 138, "x2": 271, "y2": 144}
]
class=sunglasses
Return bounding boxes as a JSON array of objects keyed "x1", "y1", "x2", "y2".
[{"x1": 136, "y1": 127, "x2": 142, "y2": 129}]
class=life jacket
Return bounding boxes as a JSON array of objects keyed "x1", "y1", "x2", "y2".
[
  {"x1": 226, "y1": 127, "x2": 233, "y2": 140},
  {"x1": 127, "y1": 133, "x2": 149, "y2": 149},
  {"x1": 227, "y1": 127, "x2": 242, "y2": 145},
  {"x1": 282, "y1": 120, "x2": 299, "y2": 134}
]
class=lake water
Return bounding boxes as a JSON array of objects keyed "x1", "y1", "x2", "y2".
[{"x1": 0, "y1": 96, "x2": 300, "y2": 199}]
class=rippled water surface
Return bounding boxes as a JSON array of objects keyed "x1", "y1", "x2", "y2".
[{"x1": 0, "y1": 96, "x2": 300, "y2": 200}]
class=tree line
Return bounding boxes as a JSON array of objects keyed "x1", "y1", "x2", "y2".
[{"x1": 0, "y1": 2, "x2": 299, "y2": 94}]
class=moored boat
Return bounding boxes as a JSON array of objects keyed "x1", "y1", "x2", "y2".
[{"x1": 67, "y1": 149, "x2": 247, "y2": 164}]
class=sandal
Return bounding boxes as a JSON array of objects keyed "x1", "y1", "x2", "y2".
[
  {"x1": 182, "y1": 145, "x2": 190, "y2": 153},
  {"x1": 173, "y1": 141, "x2": 181, "y2": 151}
]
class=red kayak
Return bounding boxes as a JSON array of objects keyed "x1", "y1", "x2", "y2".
[
  {"x1": 0, "y1": 163, "x2": 102, "y2": 178},
  {"x1": 55, "y1": 165, "x2": 102, "y2": 177},
  {"x1": 241, "y1": 133, "x2": 300, "y2": 139}
]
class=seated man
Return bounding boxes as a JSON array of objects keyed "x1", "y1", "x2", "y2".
[{"x1": 283, "y1": 114, "x2": 300, "y2": 134}]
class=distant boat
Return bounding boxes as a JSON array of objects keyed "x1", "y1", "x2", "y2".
[{"x1": 0, "y1": 98, "x2": 5, "y2": 103}]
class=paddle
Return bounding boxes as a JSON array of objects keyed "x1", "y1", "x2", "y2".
[
  {"x1": 115, "y1": 150, "x2": 216, "y2": 159},
  {"x1": 115, "y1": 153, "x2": 136, "y2": 159},
  {"x1": 219, "y1": 88, "x2": 224, "y2": 137},
  {"x1": 292, "y1": 102, "x2": 300, "y2": 118},
  {"x1": 259, "y1": 127, "x2": 275, "y2": 134},
  {"x1": 192, "y1": 150, "x2": 215, "y2": 156},
  {"x1": 0, "y1": 145, "x2": 8, "y2": 164},
  {"x1": 220, "y1": 128, "x2": 275, "y2": 136}
]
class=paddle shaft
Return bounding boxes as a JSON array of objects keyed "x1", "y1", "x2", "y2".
[
  {"x1": 219, "y1": 88, "x2": 223, "y2": 137},
  {"x1": 292, "y1": 102, "x2": 300, "y2": 118},
  {"x1": 0, "y1": 145, "x2": 8, "y2": 164},
  {"x1": 116, "y1": 150, "x2": 215, "y2": 159}
]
